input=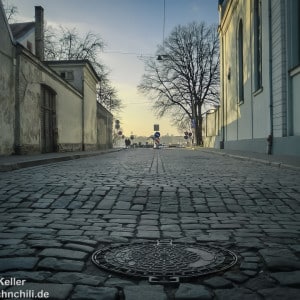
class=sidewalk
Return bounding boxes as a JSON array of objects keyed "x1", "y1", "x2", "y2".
[
  {"x1": 198, "y1": 148, "x2": 300, "y2": 171},
  {"x1": 0, "y1": 148, "x2": 122, "y2": 172}
]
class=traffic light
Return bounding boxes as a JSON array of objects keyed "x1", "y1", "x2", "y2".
[{"x1": 115, "y1": 120, "x2": 120, "y2": 129}]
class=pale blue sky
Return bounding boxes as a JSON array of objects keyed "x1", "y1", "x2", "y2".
[{"x1": 7, "y1": 0, "x2": 219, "y2": 136}]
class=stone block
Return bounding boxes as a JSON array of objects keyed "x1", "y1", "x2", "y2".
[{"x1": 39, "y1": 248, "x2": 87, "y2": 260}]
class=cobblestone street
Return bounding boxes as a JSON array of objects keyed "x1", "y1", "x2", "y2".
[{"x1": 0, "y1": 148, "x2": 300, "y2": 300}]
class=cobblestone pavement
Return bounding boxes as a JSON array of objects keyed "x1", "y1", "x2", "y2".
[{"x1": 0, "y1": 148, "x2": 299, "y2": 300}]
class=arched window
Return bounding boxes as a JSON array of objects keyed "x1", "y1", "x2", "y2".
[
  {"x1": 254, "y1": 0, "x2": 262, "y2": 90},
  {"x1": 238, "y1": 19, "x2": 244, "y2": 103},
  {"x1": 288, "y1": 0, "x2": 300, "y2": 68}
]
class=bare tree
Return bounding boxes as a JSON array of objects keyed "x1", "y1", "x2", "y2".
[
  {"x1": 138, "y1": 22, "x2": 219, "y2": 145},
  {"x1": 45, "y1": 25, "x2": 122, "y2": 111},
  {"x1": 45, "y1": 26, "x2": 104, "y2": 70},
  {"x1": 97, "y1": 72, "x2": 123, "y2": 112}
]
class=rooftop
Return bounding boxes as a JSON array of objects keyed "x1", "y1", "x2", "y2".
[{"x1": 9, "y1": 22, "x2": 35, "y2": 40}]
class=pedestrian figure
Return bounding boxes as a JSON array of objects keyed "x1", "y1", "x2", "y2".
[{"x1": 125, "y1": 138, "x2": 131, "y2": 149}]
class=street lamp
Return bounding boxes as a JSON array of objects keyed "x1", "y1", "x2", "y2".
[{"x1": 157, "y1": 54, "x2": 169, "y2": 61}]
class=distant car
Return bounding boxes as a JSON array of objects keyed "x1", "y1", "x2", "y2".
[{"x1": 168, "y1": 144, "x2": 178, "y2": 148}]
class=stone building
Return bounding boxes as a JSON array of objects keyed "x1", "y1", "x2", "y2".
[
  {"x1": 0, "y1": 2, "x2": 113, "y2": 155},
  {"x1": 203, "y1": 0, "x2": 300, "y2": 156}
]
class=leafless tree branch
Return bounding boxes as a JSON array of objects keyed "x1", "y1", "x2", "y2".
[
  {"x1": 44, "y1": 25, "x2": 122, "y2": 112},
  {"x1": 138, "y1": 22, "x2": 219, "y2": 145}
]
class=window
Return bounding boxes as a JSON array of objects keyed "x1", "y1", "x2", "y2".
[
  {"x1": 60, "y1": 71, "x2": 74, "y2": 81},
  {"x1": 288, "y1": 0, "x2": 300, "y2": 69},
  {"x1": 27, "y1": 41, "x2": 33, "y2": 52},
  {"x1": 254, "y1": 0, "x2": 262, "y2": 90},
  {"x1": 238, "y1": 19, "x2": 244, "y2": 103}
]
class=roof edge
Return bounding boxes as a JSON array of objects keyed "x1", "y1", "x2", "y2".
[
  {"x1": 45, "y1": 59, "x2": 100, "y2": 82},
  {"x1": 0, "y1": 0, "x2": 16, "y2": 45}
]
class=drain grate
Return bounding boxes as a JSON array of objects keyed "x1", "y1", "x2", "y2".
[{"x1": 92, "y1": 240, "x2": 238, "y2": 283}]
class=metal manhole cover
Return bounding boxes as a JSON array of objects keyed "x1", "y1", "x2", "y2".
[{"x1": 92, "y1": 240, "x2": 238, "y2": 282}]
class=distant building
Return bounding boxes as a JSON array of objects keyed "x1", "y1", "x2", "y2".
[
  {"x1": 0, "y1": 1, "x2": 112, "y2": 155},
  {"x1": 204, "y1": 0, "x2": 300, "y2": 155}
]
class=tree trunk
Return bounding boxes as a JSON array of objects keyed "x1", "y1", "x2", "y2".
[
  {"x1": 194, "y1": 120, "x2": 203, "y2": 146},
  {"x1": 198, "y1": 116, "x2": 203, "y2": 146},
  {"x1": 194, "y1": 103, "x2": 203, "y2": 146}
]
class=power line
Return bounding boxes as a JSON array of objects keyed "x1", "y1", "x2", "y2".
[
  {"x1": 125, "y1": 101, "x2": 151, "y2": 105},
  {"x1": 102, "y1": 50, "x2": 153, "y2": 57}
]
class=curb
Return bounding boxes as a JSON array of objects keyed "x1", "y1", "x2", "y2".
[
  {"x1": 0, "y1": 149, "x2": 122, "y2": 172},
  {"x1": 200, "y1": 149, "x2": 300, "y2": 171}
]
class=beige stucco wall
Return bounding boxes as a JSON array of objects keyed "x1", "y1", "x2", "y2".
[
  {"x1": 216, "y1": 0, "x2": 300, "y2": 154},
  {"x1": 291, "y1": 69, "x2": 300, "y2": 136},
  {"x1": 0, "y1": 4, "x2": 15, "y2": 155},
  {"x1": 18, "y1": 54, "x2": 41, "y2": 152},
  {"x1": 252, "y1": 0, "x2": 271, "y2": 139},
  {"x1": 0, "y1": 54, "x2": 15, "y2": 155},
  {"x1": 48, "y1": 64, "x2": 83, "y2": 92},
  {"x1": 221, "y1": 0, "x2": 238, "y2": 141},
  {"x1": 83, "y1": 67, "x2": 97, "y2": 150},
  {"x1": 47, "y1": 62, "x2": 99, "y2": 150},
  {"x1": 220, "y1": 0, "x2": 271, "y2": 142},
  {"x1": 44, "y1": 70, "x2": 83, "y2": 152},
  {"x1": 1, "y1": 1, "x2": 111, "y2": 155},
  {"x1": 17, "y1": 49, "x2": 83, "y2": 153},
  {"x1": 97, "y1": 102, "x2": 113, "y2": 149},
  {"x1": 203, "y1": 109, "x2": 221, "y2": 148}
]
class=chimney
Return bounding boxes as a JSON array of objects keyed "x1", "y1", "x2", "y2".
[{"x1": 35, "y1": 6, "x2": 44, "y2": 60}]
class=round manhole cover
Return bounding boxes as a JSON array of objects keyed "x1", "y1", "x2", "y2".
[{"x1": 92, "y1": 240, "x2": 238, "y2": 282}]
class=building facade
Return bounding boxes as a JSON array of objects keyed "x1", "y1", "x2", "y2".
[
  {"x1": 0, "y1": 2, "x2": 113, "y2": 155},
  {"x1": 45, "y1": 60, "x2": 102, "y2": 152},
  {"x1": 0, "y1": 1, "x2": 16, "y2": 154},
  {"x1": 208, "y1": 0, "x2": 300, "y2": 155}
]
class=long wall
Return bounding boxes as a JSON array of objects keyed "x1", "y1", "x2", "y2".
[
  {"x1": 220, "y1": 0, "x2": 270, "y2": 148},
  {"x1": 2, "y1": 47, "x2": 113, "y2": 155},
  {"x1": 97, "y1": 103, "x2": 113, "y2": 150},
  {"x1": 46, "y1": 70, "x2": 83, "y2": 153},
  {"x1": 0, "y1": 2, "x2": 113, "y2": 155},
  {"x1": 83, "y1": 67, "x2": 98, "y2": 151},
  {"x1": 216, "y1": 0, "x2": 300, "y2": 155},
  {"x1": 0, "y1": 3, "x2": 15, "y2": 155},
  {"x1": 15, "y1": 47, "x2": 83, "y2": 154},
  {"x1": 203, "y1": 109, "x2": 222, "y2": 148}
]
